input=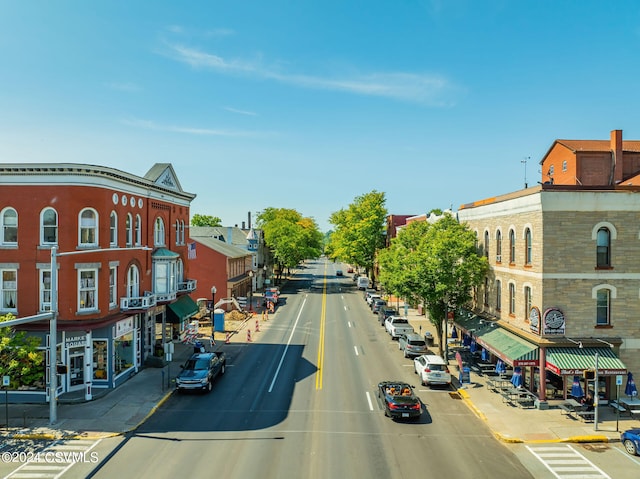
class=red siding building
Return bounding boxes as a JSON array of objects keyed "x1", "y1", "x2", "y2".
[{"x1": 0, "y1": 163, "x2": 196, "y2": 401}]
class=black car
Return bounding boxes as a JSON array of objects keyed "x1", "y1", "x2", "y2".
[
  {"x1": 371, "y1": 299, "x2": 387, "y2": 314},
  {"x1": 175, "y1": 351, "x2": 226, "y2": 393},
  {"x1": 380, "y1": 307, "x2": 398, "y2": 321},
  {"x1": 377, "y1": 381, "x2": 422, "y2": 421}
]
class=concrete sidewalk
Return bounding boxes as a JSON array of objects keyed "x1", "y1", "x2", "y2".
[{"x1": 399, "y1": 304, "x2": 638, "y2": 444}]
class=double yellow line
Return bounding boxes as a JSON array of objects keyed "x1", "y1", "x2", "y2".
[{"x1": 315, "y1": 262, "x2": 328, "y2": 389}]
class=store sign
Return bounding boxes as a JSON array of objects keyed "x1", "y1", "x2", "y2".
[
  {"x1": 529, "y1": 306, "x2": 541, "y2": 335},
  {"x1": 546, "y1": 363, "x2": 626, "y2": 376},
  {"x1": 542, "y1": 308, "x2": 565, "y2": 335},
  {"x1": 65, "y1": 335, "x2": 87, "y2": 348},
  {"x1": 115, "y1": 317, "x2": 134, "y2": 337}
]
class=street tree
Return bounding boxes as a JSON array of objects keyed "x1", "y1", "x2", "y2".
[
  {"x1": 0, "y1": 314, "x2": 45, "y2": 388},
  {"x1": 191, "y1": 214, "x2": 223, "y2": 227},
  {"x1": 379, "y1": 213, "x2": 488, "y2": 358},
  {"x1": 257, "y1": 208, "x2": 323, "y2": 279},
  {"x1": 328, "y1": 190, "x2": 387, "y2": 281}
]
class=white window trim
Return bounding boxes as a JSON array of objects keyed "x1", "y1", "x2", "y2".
[
  {"x1": 1, "y1": 207, "x2": 18, "y2": 246},
  {"x1": 1, "y1": 268, "x2": 18, "y2": 311},
  {"x1": 40, "y1": 207, "x2": 58, "y2": 246},
  {"x1": 110, "y1": 211, "x2": 118, "y2": 247},
  {"x1": 109, "y1": 266, "x2": 117, "y2": 308},
  {"x1": 79, "y1": 208, "x2": 99, "y2": 247},
  {"x1": 77, "y1": 268, "x2": 98, "y2": 312}
]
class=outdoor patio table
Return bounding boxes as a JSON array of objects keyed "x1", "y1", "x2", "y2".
[{"x1": 619, "y1": 397, "x2": 640, "y2": 417}]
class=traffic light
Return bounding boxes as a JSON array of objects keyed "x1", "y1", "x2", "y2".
[{"x1": 583, "y1": 369, "x2": 595, "y2": 380}]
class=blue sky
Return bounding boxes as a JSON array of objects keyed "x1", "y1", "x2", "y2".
[{"x1": 2, "y1": 1, "x2": 640, "y2": 232}]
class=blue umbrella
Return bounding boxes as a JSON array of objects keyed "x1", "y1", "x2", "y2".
[
  {"x1": 470, "y1": 340, "x2": 477, "y2": 353},
  {"x1": 511, "y1": 367, "x2": 523, "y2": 387},
  {"x1": 481, "y1": 348, "x2": 489, "y2": 362},
  {"x1": 625, "y1": 372, "x2": 638, "y2": 397},
  {"x1": 463, "y1": 334, "x2": 471, "y2": 347},
  {"x1": 495, "y1": 359, "x2": 506, "y2": 375},
  {"x1": 571, "y1": 375, "x2": 584, "y2": 399},
  {"x1": 451, "y1": 326, "x2": 458, "y2": 339}
]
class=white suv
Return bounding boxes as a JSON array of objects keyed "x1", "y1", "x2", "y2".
[{"x1": 414, "y1": 354, "x2": 451, "y2": 387}]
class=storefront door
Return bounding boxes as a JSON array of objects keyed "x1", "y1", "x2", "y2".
[{"x1": 68, "y1": 350, "x2": 85, "y2": 390}]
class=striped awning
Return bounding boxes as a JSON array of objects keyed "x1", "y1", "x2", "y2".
[
  {"x1": 474, "y1": 327, "x2": 539, "y2": 367},
  {"x1": 545, "y1": 347, "x2": 627, "y2": 376}
]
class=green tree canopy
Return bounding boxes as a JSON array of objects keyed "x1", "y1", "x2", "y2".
[
  {"x1": 191, "y1": 214, "x2": 222, "y2": 227},
  {"x1": 378, "y1": 213, "x2": 488, "y2": 358},
  {"x1": 257, "y1": 208, "x2": 323, "y2": 276},
  {"x1": 0, "y1": 314, "x2": 44, "y2": 388},
  {"x1": 327, "y1": 190, "x2": 387, "y2": 279}
]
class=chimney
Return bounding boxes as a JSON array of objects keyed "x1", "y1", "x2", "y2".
[
  {"x1": 248, "y1": 211, "x2": 251, "y2": 229},
  {"x1": 242, "y1": 221, "x2": 246, "y2": 229},
  {"x1": 612, "y1": 129, "x2": 623, "y2": 183}
]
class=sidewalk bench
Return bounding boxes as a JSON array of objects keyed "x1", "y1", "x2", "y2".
[
  {"x1": 610, "y1": 401, "x2": 626, "y2": 414},
  {"x1": 576, "y1": 411, "x2": 595, "y2": 422},
  {"x1": 559, "y1": 403, "x2": 577, "y2": 419}
]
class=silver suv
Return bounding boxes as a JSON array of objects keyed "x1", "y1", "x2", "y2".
[{"x1": 398, "y1": 333, "x2": 428, "y2": 358}]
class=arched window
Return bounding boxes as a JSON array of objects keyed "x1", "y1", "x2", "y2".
[
  {"x1": 1, "y1": 208, "x2": 18, "y2": 245},
  {"x1": 524, "y1": 228, "x2": 532, "y2": 265},
  {"x1": 110, "y1": 211, "x2": 118, "y2": 246},
  {"x1": 509, "y1": 282, "x2": 516, "y2": 315},
  {"x1": 496, "y1": 280, "x2": 502, "y2": 312},
  {"x1": 484, "y1": 231, "x2": 489, "y2": 259},
  {"x1": 496, "y1": 230, "x2": 502, "y2": 263},
  {"x1": 127, "y1": 265, "x2": 140, "y2": 299},
  {"x1": 126, "y1": 213, "x2": 133, "y2": 246},
  {"x1": 524, "y1": 286, "x2": 532, "y2": 319},
  {"x1": 154, "y1": 217, "x2": 165, "y2": 246},
  {"x1": 175, "y1": 220, "x2": 180, "y2": 246},
  {"x1": 79, "y1": 209, "x2": 98, "y2": 246},
  {"x1": 181, "y1": 220, "x2": 186, "y2": 244},
  {"x1": 596, "y1": 289, "x2": 610, "y2": 325},
  {"x1": 509, "y1": 229, "x2": 516, "y2": 263},
  {"x1": 135, "y1": 214, "x2": 141, "y2": 246},
  {"x1": 177, "y1": 259, "x2": 184, "y2": 283},
  {"x1": 596, "y1": 227, "x2": 611, "y2": 267},
  {"x1": 483, "y1": 278, "x2": 489, "y2": 306},
  {"x1": 41, "y1": 208, "x2": 58, "y2": 245}
]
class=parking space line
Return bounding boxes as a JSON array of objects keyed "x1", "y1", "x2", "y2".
[{"x1": 366, "y1": 391, "x2": 374, "y2": 411}]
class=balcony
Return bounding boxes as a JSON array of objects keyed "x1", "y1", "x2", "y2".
[
  {"x1": 155, "y1": 291, "x2": 177, "y2": 303},
  {"x1": 177, "y1": 279, "x2": 197, "y2": 293},
  {"x1": 120, "y1": 292, "x2": 157, "y2": 311}
]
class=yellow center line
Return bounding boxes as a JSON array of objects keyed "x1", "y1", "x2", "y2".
[{"x1": 315, "y1": 262, "x2": 328, "y2": 390}]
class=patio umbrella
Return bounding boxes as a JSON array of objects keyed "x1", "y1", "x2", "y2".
[
  {"x1": 495, "y1": 359, "x2": 506, "y2": 375},
  {"x1": 451, "y1": 326, "x2": 458, "y2": 339},
  {"x1": 511, "y1": 367, "x2": 523, "y2": 388},
  {"x1": 571, "y1": 375, "x2": 584, "y2": 399},
  {"x1": 462, "y1": 334, "x2": 471, "y2": 347},
  {"x1": 625, "y1": 372, "x2": 638, "y2": 397},
  {"x1": 470, "y1": 340, "x2": 477, "y2": 353},
  {"x1": 481, "y1": 348, "x2": 489, "y2": 362}
]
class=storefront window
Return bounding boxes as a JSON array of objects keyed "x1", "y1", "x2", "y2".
[
  {"x1": 114, "y1": 332, "x2": 134, "y2": 376},
  {"x1": 93, "y1": 340, "x2": 108, "y2": 380}
]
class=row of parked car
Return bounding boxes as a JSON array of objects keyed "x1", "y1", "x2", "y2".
[{"x1": 363, "y1": 289, "x2": 451, "y2": 387}]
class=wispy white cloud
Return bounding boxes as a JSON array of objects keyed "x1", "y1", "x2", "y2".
[
  {"x1": 164, "y1": 44, "x2": 462, "y2": 106},
  {"x1": 121, "y1": 118, "x2": 268, "y2": 137},
  {"x1": 224, "y1": 107, "x2": 258, "y2": 116}
]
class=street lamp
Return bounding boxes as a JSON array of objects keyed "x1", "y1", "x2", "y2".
[
  {"x1": 210, "y1": 286, "x2": 217, "y2": 321},
  {"x1": 248, "y1": 271, "x2": 254, "y2": 312}
]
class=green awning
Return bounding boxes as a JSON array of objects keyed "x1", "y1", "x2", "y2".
[
  {"x1": 166, "y1": 295, "x2": 199, "y2": 323},
  {"x1": 474, "y1": 327, "x2": 539, "y2": 367},
  {"x1": 545, "y1": 347, "x2": 626, "y2": 376}
]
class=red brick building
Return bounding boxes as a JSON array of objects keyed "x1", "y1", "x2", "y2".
[{"x1": 0, "y1": 163, "x2": 196, "y2": 401}]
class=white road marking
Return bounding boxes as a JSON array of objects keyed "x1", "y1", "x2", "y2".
[
  {"x1": 526, "y1": 444, "x2": 611, "y2": 479},
  {"x1": 268, "y1": 297, "x2": 307, "y2": 393},
  {"x1": 366, "y1": 391, "x2": 374, "y2": 411},
  {"x1": 354, "y1": 346, "x2": 359, "y2": 356}
]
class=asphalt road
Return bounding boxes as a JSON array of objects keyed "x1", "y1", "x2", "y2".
[{"x1": 79, "y1": 259, "x2": 535, "y2": 479}]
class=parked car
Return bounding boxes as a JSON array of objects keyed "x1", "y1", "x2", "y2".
[
  {"x1": 175, "y1": 351, "x2": 226, "y2": 393},
  {"x1": 347, "y1": 267, "x2": 354, "y2": 273},
  {"x1": 621, "y1": 428, "x2": 640, "y2": 455},
  {"x1": 377, "y1": 381, "x2": 422, "y2": 421},
  {"x1": 385, "y1": 316, "x2": 414, "y2": 339},
  {"x1": 413, "y1": 354, "x2": 451, "y2": 387},
  {"x1": 380, "y1": 307, "x2": 398, "y2": 322},
  {"x1": 336, "y1": 269, "x2": 343, "y2": 276},
  {"x1": 398, "y1": 333, "x2": 429, "y2": 358},
  {"x1": 366, "y1": 293, "x2": 381, "y2": 306},
  {"x1": 371, "y1": 299, "x2": 387, "y2": 314},
  {"x1": 357, "y1": 276, "x2": 371, "y2": 290}
]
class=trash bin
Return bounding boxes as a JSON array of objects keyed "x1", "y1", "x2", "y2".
[
  {"x1": 213, "y1": 309, "x2": 225, "y2": 332},
  {"x1": 193, "y1": 340, "x2": 204, "y2": 353}
]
